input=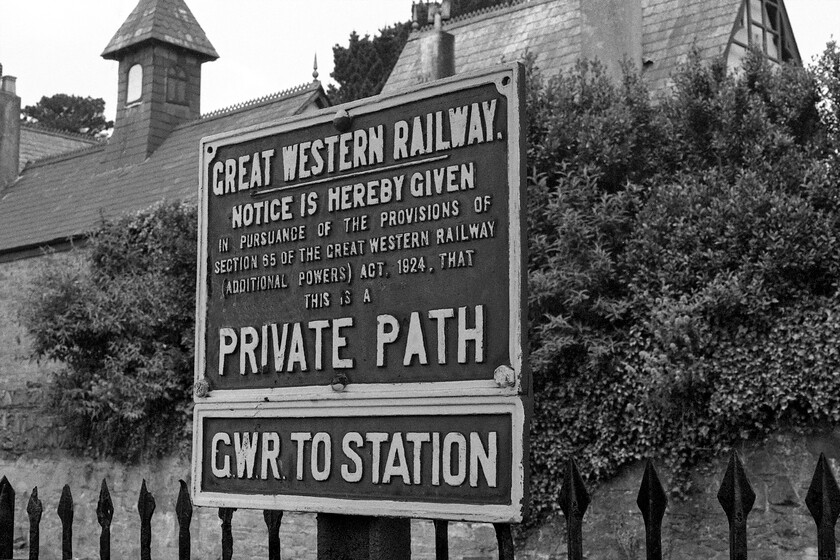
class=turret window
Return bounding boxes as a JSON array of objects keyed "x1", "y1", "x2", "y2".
[
  {"x1": 727, "y1": 0, "x2": 800, "y2": 67},
  {"x1": 166, "y1": 66, "x2": 189, "y2": 105},
  {"x1": 126, "y1": 64, "x2": 143, "y2": 104}
]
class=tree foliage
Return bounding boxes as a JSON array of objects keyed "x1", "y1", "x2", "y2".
[
  {"x1": 327, "y1": 24, "x2": 412, "y2": 104},
  {"x1": 327, "y1": 0, "x2": 508, "y2": 104},
  {"x1": 22, "y1": 93, "x2": 113, "y2": 136},
  {"x1": 19, "y1": 201, "x2": 196, "y2": 460}
]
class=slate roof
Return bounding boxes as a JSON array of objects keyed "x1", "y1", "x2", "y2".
[
  {"x1": 642, "y1": 0, "x2": 741, "y2": 94},
  {"x1": 19, "y1": 124, "x2": 102, "y2": 173},
  {"x1": 382, "y1": 0, "x2": 744, "y2": 95},
  {"x1": 102, "y1": 0, "x2": 218, "y2": 61},
  {"x1": 383, "y1": 0, "x2": 581, "y2": 95},
  {"x1": 0, "y1": 83, "x2": 326, "y2": 257}
]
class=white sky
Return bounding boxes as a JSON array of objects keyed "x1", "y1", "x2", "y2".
[{"x1": 0, "y1": 0, "x2": 837, "y2": 121}]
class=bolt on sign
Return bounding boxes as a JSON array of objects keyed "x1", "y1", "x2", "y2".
[{"x1": 192, "y1": 64, "x2": 529, "y2": 522}]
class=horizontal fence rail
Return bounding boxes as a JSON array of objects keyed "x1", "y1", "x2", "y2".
[{"x1": 0, "y1": 451, "x2": 836, "y2": 559}]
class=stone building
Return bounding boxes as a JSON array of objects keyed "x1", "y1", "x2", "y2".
[{"x1": 384, "y1": 0, "x2": 801, "y2": 94}]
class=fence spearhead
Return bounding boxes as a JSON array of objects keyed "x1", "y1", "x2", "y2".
[
  {"x1": 717, "y1": 450, "x2": 755, "y2": 523},
  {"x1": 137, "y1": 479, "x2": 156, "y2": 520},
  {"x1": 57, "y1": 485, "x2": 73, "y2": 524},
  {"x1": 559, "y1": 456, "x2": 590, "y2": 520},
  {"x1": 0, "y1": 476, "x2": 14, "y2": 560},
  {"x1": 176, "y1": 479, "x2": 193, "y2": 527},
  {"x1": 0, "y1": 476, "x2": 12, "y2": 501},
  {"x1": 97, "y1": 479, "x2": 114, "y2": 528},
  {"x1": 806, "y1": 453, "x2": 840, "y2": 527},
  {"x1": 637, "y1": 460, "x2": 668, "y2": 526},
  {"x1": 26, "y1": 487, "x2": 42, "y2": 521}
]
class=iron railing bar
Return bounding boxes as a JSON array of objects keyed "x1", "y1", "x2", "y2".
[
  {"x1": 25, "y1": 487, "x2": 41, "y2": 560},
  {"x1": 176, "y1": 480, "x2": 193, "y2": 560},
  {"x1": 96, "y1": 479, "x2": 113, "y2": 560},
  {"x1": 806, "y1": 452, "x2": 840, "y2": 560},
  {"x1": 219, "y1": 507, "x2": 235, "y2": 560},
  {"x1": 0, "y1": 477, "x2": 13, "y2": 560},
  {"x1": 57, "y1": 485, "x2": 73, "y2": 560},
  {"x1": 137, "y1": 480, "x2": 155, "y2": 560},
  {"x1": 637, "y1": 460, "x2": 668, "y2": 560},
  {"x1": 559, "y1": 456, "x2": 590, "y2": 560},
  {"x1": 434, "y1": 519, "x2": 449, "y2": 560},
  {"x1": 494, "y1": 523, "x2": 515, "y2": 560},
  {"x1": 264, "y1": 509, "x2": 283, "y2": 560}
]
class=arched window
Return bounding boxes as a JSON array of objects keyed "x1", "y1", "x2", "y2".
[
  {"x1": 167, "y1": 65, "x2": 189, "y2": 105},
  {"x1": 126, "y1": 64, "x2": 143, "y2": 104},
  {"x1": 727, "y1": 0, "x2": 800, "y2": 68}
]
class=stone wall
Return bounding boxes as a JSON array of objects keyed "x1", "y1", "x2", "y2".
[
  {"x1": 0, "y1": 452, "x2": 504, "y2": 560},
  {"x1": 0, "y1": 255, "x2": 69, "y2": 453},
  {"x1": 521, "y1": 430, "x2": 840, "y2": 560}
]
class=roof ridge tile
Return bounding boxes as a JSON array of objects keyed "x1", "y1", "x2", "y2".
[
  {"x1": 414, "y1": 0, "x2": 535, "y2": 33},
  {"x1": 25, "y1": 144, "x2": 105, "y2": 169},
  {"x1": 21, "y1": 122, "x2": 105, "y2": 143},
  {"x1": 198, "y1": 81, "x2": 319, "y2": 120}
]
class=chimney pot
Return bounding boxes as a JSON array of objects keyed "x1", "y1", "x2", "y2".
[
  {"x1": 420, "y1": 26, "x2": 455, "y2": 82},
  {"x1": 1, "y1": 76, "x2": 17, "y2": 95},
  {"x1": 0, "y1": 71, "x2": 21, "y2": 189}
]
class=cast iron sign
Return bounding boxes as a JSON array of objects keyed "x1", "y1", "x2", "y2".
[{"x1": 193, "y1": 64, "x2": 528, "y2": 521}]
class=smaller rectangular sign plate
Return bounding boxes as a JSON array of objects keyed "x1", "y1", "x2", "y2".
[{"x1": 192, "y1": 397, "x2": 527, "y2": 522}]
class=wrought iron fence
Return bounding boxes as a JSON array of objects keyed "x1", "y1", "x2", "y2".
[{"x1": 0, "y1": 450, "x2": 837, "y2": 559}]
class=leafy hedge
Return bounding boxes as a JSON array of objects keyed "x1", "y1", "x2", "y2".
[
  {"x1": 17, "y1": 45, "x2": 840, "y2": 523},
  {"x1": 20, "y1": 201, "x2": 197, "y2": 460},
  {"x1": 526, "y1": 45, "x2": 840, "y2": 520}
]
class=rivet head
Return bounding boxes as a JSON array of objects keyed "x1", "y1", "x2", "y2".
[
  {"x1": 494, "y1": 365, "x2": 516, "y2": 387},
  {"x1": 194, "y1": 378, "x2": 210, "y2": 398},
  {"x1": 331, "y1": 373, "x2": 349, "y2": 392},
  {"x1": 333, "y1": 108, "x2": 352, "y2": 133}
]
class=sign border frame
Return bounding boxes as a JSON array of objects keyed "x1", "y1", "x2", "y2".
[
  {"x1": 194, "y1": 63, "x2": 527, "y2": 402},
  {"x1": 191, "y1": 396, "x2": 527, "y2": 522}
]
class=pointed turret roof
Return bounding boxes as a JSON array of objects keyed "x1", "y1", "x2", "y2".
[{"x1": 101, "y1": 0, "x2": 218, "y2": 61}]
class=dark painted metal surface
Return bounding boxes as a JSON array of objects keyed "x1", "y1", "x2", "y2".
[
  {"x1": 57, "y1": 485, "x2": 73, "y2": 560},
  {"x1": 176, "y1": 480, "x2": 193, "y2": 560},
  {"x1": 434, "y1": 519, "x2": 449, "y2": 560},
  {"x1": 494, "y1": 523, "x2": 515, "y2": 560},
  {"x1": 201, "y1": 82, "x2": 517, "y2": 391},
  {"x1": 0, "y1": 476, "x2": 13, "y2": 560},
  {"x1": 137, "y1": 480, "x2": 155, "y2": 560},
  {"x1": 200, "y1": 412, "x2": 513, "y2": 503},
  {"x1": 317, "y1": 514, "x2": 411, "y2": 560},
  {"x1": 264, "y1": 510, "x2": 283, "y2": 560},
  {"x1": 637, "y1": 461, "x2": 668, "y2": 560},
  {"x1": 717, "y1": 451, "x2": 755, "y2": 560},
  {"x1": 806, "y1": 453, "x2": 840, "y2": 560},
  {"x1": 559, "y1": 457, "x2": 590, "y2": 560},
  {"x1": 26, "y1": 487, "x2": 41, "y2": 560},
  {"x1": 219, "y1": 507, "x2": 235, "y2": 560},
  {"x1": 96, "y1": 479, "x2": 113, "y2": 560}
]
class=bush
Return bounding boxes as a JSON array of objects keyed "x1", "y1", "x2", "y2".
[
  {"x1": 19, "y1": 201, "x2": 197, "y2": 460},
  {"x1": 526, "y1": 46, "x2": 840, "y2": 521}
]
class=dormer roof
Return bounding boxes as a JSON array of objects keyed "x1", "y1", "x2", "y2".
[{"x1": 101, "y1": 0, "x2": 219, "y2": 61}]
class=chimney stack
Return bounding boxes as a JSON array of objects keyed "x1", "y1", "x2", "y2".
[
  {"x1": 581, "y1": 0, "x2": 643, "y2": 80},
  {"x1": 417, "y1": 0, "x2": 455, "y2": 82},
  {"x1": 0, "y1": 64, "x2": 21, "y2": 189}
]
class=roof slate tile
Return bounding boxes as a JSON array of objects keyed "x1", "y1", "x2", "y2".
[
  {"x1": 101, "y1": 0, "x2": 218, "y2": 61},
  {"x1": 0, "y1": 85, "x2": 324, "y2": 255}
]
